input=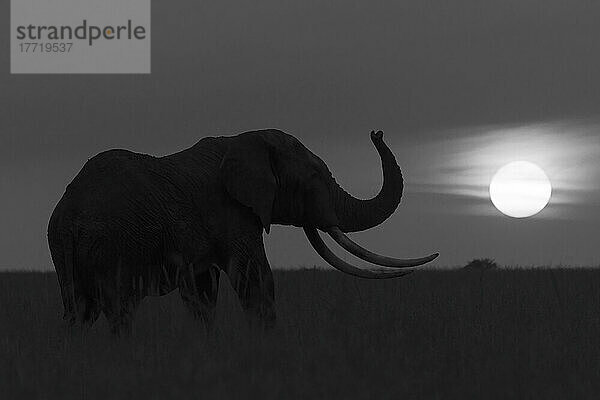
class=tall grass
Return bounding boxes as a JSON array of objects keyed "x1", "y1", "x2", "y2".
[{"x1": 1, "y1": 269, "x2": 600, "y2": 399}]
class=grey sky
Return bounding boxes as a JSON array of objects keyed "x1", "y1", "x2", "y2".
[{"x1": 1, "y1": 0, "x2": 599, "y2": 270}]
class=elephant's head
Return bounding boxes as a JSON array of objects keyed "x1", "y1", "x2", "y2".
[{"x1": 220, "y1": 129, "x2": 438, "y2": 278}]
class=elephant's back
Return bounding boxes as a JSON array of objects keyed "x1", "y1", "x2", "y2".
[
  {"x1": 65, "y1": 149, "x2": 159, "y2": 213},
  {"x1": 71, "y1": 149, "x2": 156, "y2": 192},
  {"x1": 54, "y1": 149, "x2": 176, "y2": 244}
]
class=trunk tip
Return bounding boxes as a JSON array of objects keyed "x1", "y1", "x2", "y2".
[{"x1": 370, "y1": 130, "x2": 384, "y2": 141}]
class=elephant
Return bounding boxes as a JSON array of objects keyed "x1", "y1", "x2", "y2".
[{"x1": 47, "y1": 129, "x2": 438, "y2": 334}]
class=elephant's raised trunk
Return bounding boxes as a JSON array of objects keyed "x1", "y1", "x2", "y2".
[
  {"x1": 332, "y1": 131, "x2": 404, "y2": 233},
  {"x1": 306, "y1": 130, "x2": 438, "y2": 278}
]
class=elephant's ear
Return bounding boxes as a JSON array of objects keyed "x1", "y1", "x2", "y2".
[{"x1": 220, "y1": 135, "x2": 276, "y2": 233}]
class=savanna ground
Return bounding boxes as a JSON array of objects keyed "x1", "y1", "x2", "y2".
[{"x1": 1, "y1": 269, "x2": 600, "y2": 399}]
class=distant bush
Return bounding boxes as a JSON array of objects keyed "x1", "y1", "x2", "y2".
[{"x1": 463, "y1": 258, "x2": 499, "y2": 271}]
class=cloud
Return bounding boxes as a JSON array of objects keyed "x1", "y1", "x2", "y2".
[{"x1": 405, "y1": 118, "x2": 600, "y2": 219}]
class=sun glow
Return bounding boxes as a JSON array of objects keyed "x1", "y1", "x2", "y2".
[
  {"x1": 407, "y1": 120, "x2": 600, "y2": 219},
  {"x1": 489, "y1": 161, "x2": 552, "y2": 218}
]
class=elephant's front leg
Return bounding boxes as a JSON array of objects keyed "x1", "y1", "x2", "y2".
[
  {"x1": 179, "y1": 263, "x2": 220, "y2": 329},
  {"x1": 222, "y1": 233, "x2": 276, "y2": 329}
]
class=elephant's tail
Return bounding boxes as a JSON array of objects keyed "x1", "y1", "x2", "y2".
[
  {"x1": 48, "y1": 203, "x2": 76, "y2": 324},
  {"x1": 54, "y1": 230, "x2": 77, "y2": 324},
  {"x1": 59, "y1": 233, "x2": 77, "y2": 322}
]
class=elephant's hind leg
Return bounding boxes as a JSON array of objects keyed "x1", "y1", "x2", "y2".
[
  {"x1": 62, "y1": 294, "x2": 101, "y2": 335},
  {"x1": 62, "y1": 271, "x2": 101, "y2": 331},
  {"x1": 74, "y1": 295, "x2": 101, "y2": 329},
  {"x1": 99, "y1": 274, "x2": 140, "y2": 336},
  {"x1": 179, "y1": 264, "x2": 220, "y2": 329}
]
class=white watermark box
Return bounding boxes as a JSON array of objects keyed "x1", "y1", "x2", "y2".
[{"x1": 11, "y1": 0, "x2": 150, "y2": 74}]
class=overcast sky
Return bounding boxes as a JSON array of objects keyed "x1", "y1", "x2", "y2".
[{"x1": 1, "y1": 0, "x2": 600, "y2": 270}]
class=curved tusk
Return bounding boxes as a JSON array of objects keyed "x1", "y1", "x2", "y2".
[
  {"x1": 327, "y1": 226, "x2": 439, "y2": 268},
  {"x1": 303, "y1": 227, "x2": 414, "y2": 279}
]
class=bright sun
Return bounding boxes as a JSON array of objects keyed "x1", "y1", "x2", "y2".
[{"x1": 489, "y1": 161, "x2": 552, "y2": 218}]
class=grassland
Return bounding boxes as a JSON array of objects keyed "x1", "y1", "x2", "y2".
[{"x1": 1, "y1": 269, "x2": 600, "y2": 399}]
